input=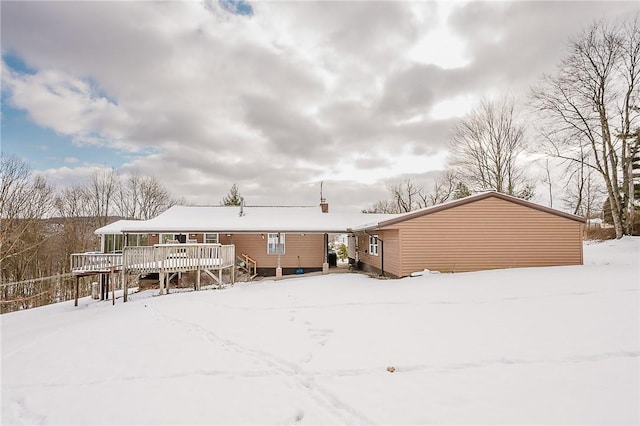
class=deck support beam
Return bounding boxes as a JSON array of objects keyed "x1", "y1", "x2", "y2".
[
  {"x1": 123, "y1": 268, "x2": 128, "y2": 303},
  {"x1": 111, "y1": 269, "x2": 115, "y2": 306},
  {"x1": 159, "y1": 272, "x2": 165, "y2": 295},
  {"x1": 74, "y1": 276, "x2": 79, "y2": 307}
]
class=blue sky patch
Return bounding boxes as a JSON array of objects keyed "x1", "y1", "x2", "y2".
[
  {"x1": 1, "y1": 104, "x2": 127, "y2": 170},
  {"x1": 219, "y1": 0, "x2": 253, "y2": 16},
  {"x1": 2, "y1": 51, "x2": 37, "y2": 75}
]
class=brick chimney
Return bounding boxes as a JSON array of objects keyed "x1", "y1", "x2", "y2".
[{"x1": 320, "y1": 198, "x2": 329, "y2": 213}]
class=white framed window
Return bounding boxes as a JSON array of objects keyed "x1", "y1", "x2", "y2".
[
  {"x1": 161, "y1": 233, "x2": 186, "y2": 244},
  {"x1": 103, "y1": 234, "x2": 124, "y2": 253},
  {"x1": 204, "y1": 233, "x2": 219, "y2": 244},
  {"x1": 267, "y1": 233, "x2": 285, "y2": 255},
  {"x1": 368, "y1": 235, "x2": 379, "y2": 256}
]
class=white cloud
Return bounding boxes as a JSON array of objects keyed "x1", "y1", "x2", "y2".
[{"x1": 2, "y1": 1, "x2": 638, "y2": 212}]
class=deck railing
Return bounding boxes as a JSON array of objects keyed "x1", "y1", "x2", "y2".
[
  {"x1": 72, "y1": 244, "x2": 235, "y2": 276},
  {"x1": 71, "y1": 252, "x2": 123, "y2": 275},
  {"x1": 123, "y1": 243, "x2": 235, "y2": 274}
]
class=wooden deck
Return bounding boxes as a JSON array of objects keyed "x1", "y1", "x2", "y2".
[
  {"x1": 71, "y1": 252, "x2": 124, "y2": 276},
  {"x1": 70, "y1": 243, "x2": 236, "y2": 303}
]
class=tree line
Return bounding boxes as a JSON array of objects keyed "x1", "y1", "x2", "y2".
[
  {"x1": 0, "y1": 157, "x2": 181, "y2": 284},
  {"x1": 366, "y1": 16, "x2": 640, "y2": 239}
]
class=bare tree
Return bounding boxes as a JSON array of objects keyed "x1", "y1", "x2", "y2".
[
  {"x1": 54, "y1": 185, "x2": 99, "y2": 268},
  {"x1": 563, "y1": 165, "x2": 605, "y2": 220},
  {"x1": 0, "y1": 155, "x2": 54, "y2": 280},
  {"x1": 541, "y1": 158, "x2": 554, "y2": 208},
  {"x1": 449, "y1": 97, "x2": 534, "y2": 199},
  {"x1": 362, "y1": 199, "x2": 400, "y2": 214},
  {"x1": 364, "y1": 172, "x2": 466, "y2": 213},
  {"x1": 115, "y1": 174, "x2": 176, "y2": 219},
  {"x1": 388, "y1": 179, "x2": 424, "y2": 213},
  {"x1": 531, "y1": 17, "x2": 640, "y2": 238},
  {"x1": 425, "y1": 170, "x2": 460, "y2": 205},
  {"x1": 84, "y1": 168, "x2": 118, "y2": 227}
]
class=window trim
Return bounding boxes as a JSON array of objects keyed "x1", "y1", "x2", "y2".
[
  {"x1": 160, "y1": 233, "x2": 186, "y2": 244},
  {"x1": 368, "y1": 235, "x2": 379, "y2": 256},
  {"x1": 204, "y1": 233, "x2": 219, "y2": 244},
  {"x1": 103, "y1": 234, "x2": 124, "y2": 253},
  {"x1": 267, "y1": 233, "x2": 285, "y2": 255}
]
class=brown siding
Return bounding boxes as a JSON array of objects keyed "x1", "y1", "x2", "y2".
[
  {"x1": 355, "y1": 229, "x2": 401, "y2": 277},
  {"x1": 148, "y1": 233, "x2": 159, "y2": 245},
  {"x1": 189, "y1": 233, "x2": 204, "y2": 243},
  {"x1": 220, "y1": 233, "x2": 325, "y2": 269},
  {"x1": 390, "y1": 197, "x2": 583, "y2": 275}
]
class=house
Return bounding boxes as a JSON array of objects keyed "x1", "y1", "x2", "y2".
[
  {"x1": 352, "y1": 191, "x2": 586, "y2": 277},
  {"x1": 92, "y1": 202, "x2": 393, "y2": 277},
  {"x1": 75, "y1": 191, "x2": 585, "y2": 300}
]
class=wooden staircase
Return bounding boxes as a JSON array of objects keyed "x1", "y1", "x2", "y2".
[{"x1": 236, "y1": 253, "x2": 258, "y2": 281}]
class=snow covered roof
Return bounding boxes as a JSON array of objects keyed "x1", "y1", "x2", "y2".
[
  {"x1": 96, "y1": 192, "x2": 582, "y2": 235},
  {"x1": 95, "y1": 205, "x2": 398, "y2": 234},
  {"x1": 95, "y1": 220, "x2": 143, "y2": 235}
]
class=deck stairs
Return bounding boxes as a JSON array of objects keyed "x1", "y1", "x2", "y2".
[{"x1": 236, "y1": 253, "x2": 258, "y2": 281}]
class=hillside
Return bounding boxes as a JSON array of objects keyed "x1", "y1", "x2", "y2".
[{"x1": 2, "y1": 238, "x2": 639, "y2": 425}]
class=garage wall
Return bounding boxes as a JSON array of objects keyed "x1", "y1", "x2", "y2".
[
  {"x1": 387, "y1": 196, "x2": 583, "y2": 275},
  {"x1": 356, "y1": 229, "x2": 400, "y2": 277}
]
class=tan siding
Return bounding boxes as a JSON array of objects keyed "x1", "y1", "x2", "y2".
[
  {"x1": 220, "y1": 233, "x2": 325, "y2": 269},
  {"x1": 356, "y1": 230, "x2": 401, "y2": 277},
  {"x1": 392, "y1": 197, "x2": 583, "y2": 275}
]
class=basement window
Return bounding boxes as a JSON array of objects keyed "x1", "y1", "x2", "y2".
[{"x1": 368, "y1": 235, "x2": 379, "y2": 256}]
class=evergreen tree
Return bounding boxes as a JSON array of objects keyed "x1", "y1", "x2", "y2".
[
  {"x1": 453, "y1": 182, "x2": 471, "y2": 199},
  {"x1": 221, "y1": 184, "x2": 243, "y2": 206}
]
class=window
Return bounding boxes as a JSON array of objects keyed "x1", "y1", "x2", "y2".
[
  {"x1": 368, "y1": 235, "x2": 379, "y2": 256},
  {"x1": 161, "y1": 234, "x2": 186, "y2": 244},
  {"x1": 267, "y1": 233, "x2": 285, "y2": 255},
  {"x1": 104, "y1": 234, "x2": 124, "y2": 253},
  {"x1": 204, "y1": 233, "x2": 219, "y2": 244},
  {"x1": 127, "y1": 234, "x2": 149, "y2": 247}
]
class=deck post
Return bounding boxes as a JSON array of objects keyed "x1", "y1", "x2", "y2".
[
  {"x1": 123, "y1": 270, "x2": 128, "y2": 303},
  {"x1": 100, "y1": 274, "x2": 105, "y2": 300},
  {"x1": 159, "y1": 272, "x2": 165, "y2": 295},
  {"x1": 196, "y1": 268, "x2": 201, "y2": 291},
  {"x1": 111, "y1": 269, "x2": 115, "y2": 306},
  {"x1": 74, "y1": 276, "x2": 79, "y2": 307}
]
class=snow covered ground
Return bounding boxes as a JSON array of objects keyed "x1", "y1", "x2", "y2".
[{"x1": 2, "y1": 238, "x2": 639, "y2": 425}]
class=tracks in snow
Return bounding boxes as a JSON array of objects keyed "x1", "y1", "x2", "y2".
[{"x1": 147, "y1": 303, "x2": 374, "y2": 425}]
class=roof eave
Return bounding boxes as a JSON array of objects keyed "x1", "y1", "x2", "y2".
[{"x1": 119, "y1": 228, "x2": 353, "y2": 234}]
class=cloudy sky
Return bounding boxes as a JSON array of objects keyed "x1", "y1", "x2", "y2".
[{"x1": 2, "y1": 1, "x2": 638, "y2": 212}]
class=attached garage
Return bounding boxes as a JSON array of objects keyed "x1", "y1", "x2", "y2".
[{"x1": 353, "y1": 191, "x2": 585, "y2": 277}]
